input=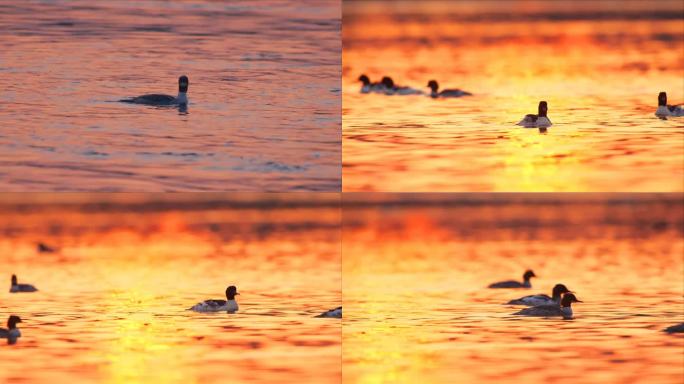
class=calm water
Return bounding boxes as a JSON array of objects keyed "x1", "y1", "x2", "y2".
[
  {"x1": 0, "y1": 194, "x2": 341, "y2": 383},
  {"x1": 343, "y1": 194, "x2": 684, "y2": 384},
  {"x1": 343, "y1": 1, "x2": 684, "y2": 192},
  {"x1": 0, "y1": 0, "x2": 341, "y2": 191}
]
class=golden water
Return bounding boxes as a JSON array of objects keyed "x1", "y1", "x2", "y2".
[
  {"x1": 343, "y1": 1, "x2": 684, "y2": 191},
  {"x1": 343, "y1": 194, "x2": 684, "y2": 384},
  {"x1": 0, "y1": 194, "x2": 341, "y2": 383}
]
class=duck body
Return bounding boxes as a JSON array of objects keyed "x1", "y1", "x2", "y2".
[
  {"x1": 513, "y1": 293, "x2": 582, "y2": 319},
  {"x1": 315, "y1": 307, "x2": 342, "y2": 318},
  {"x1": 663, "y1": 323, "x2": 684, "y2": 333},
  {"x1": 427, "y1": 80, "x2": 471, "y2": 98},
  {"x1": 489, "y1": 270, "x2": 536, "y2": 289},
  {"x1": 190, "y1": 285, "x2": 239, "y2": 313},
  {"x1": 358, "y1": 74, "x2": 386, "y2": 94},
  {"x1": 381, "y1": 77, "x2": 423, "y2": 96},
  {"x1": 655, "y1": 92, "x2": 683, "y2": 118},
  {"x1": 517, "y1": 101, "x2": 552, "y2": 128},
  {"x1": 9, "y1": 274, "x2": 37, "y2": 293},
  {"x1": 506, "y1": 284, "x2": 571, "y2": 306},
  {"x1": 120, "y1": 75, "x2": 189, "y2": 106},
  {"x1": 0, "y1": 316, "x2": 22, "y2": 339},
  {"x1": 190, "y1": 299, "x2": 238, "y2": 313}
]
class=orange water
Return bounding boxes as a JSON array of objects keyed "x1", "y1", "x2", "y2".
[
  {"x1": 0, "y1": 194, "x2": 341, "y2": 383},
  {"x1": 0, "y1": 1, "x2": 341, "y2": 191},
  {"x1": 342, "y1": 0, "x2": 684, "y2": 192},
  {"x1": 342, "y1": 194, "x2": 684, "y2": 384}
]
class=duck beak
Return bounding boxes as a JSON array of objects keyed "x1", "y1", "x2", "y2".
[{"x1": 235, "y1": 292, "x2": 240, "y2": 295}]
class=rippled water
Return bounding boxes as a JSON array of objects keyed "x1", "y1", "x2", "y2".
[
  {"x1": 343, "y1": 0, "x2": 684, "y2": 192},
  {"x1": 0, "y1": 194, "x2": 341, "y2": 383},
  {"x1": 0, "y1": 0, "x2": 341, "y2": 191},
  {"x1": 342, "y1": 194, "x2": 684, "y2": 384}
]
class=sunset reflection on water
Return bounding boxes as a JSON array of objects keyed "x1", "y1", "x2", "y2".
[
  {"x1": 0, "y1": 194, "x2": 341, "y2": 384},
  {"x1": 343, "y1": 0, "x2": 684, "y2": 192}
]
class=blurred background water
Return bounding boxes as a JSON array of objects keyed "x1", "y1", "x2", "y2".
[
  {"x1": 0, "y1": 193, "x2": 341, "y2": 383},
  {"x1": 0, "y1": 0, "x2": 341, "y2": 191},
  {"x1": 343, "y1": 0, "x2": 684, "y2": 191},
  {"x1": 343, "y1": 193, "x2": 684, "y2": 384}
]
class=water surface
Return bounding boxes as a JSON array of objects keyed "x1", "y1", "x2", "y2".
[
  {"x1": 343, "y1": 194, "x2": 684, "y2": 383},
  {"x1": 343, "y1": 0, "x2": 684, "y2": 191},
  {"x1": 0, "y1": 194, "x2": 341, "y2": 383},
  {"x1": 0, "y1": 0, "x2": 341, "y2": 191}
]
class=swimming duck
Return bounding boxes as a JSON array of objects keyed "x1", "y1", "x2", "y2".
[
  {"x1": 427, "y1": 80, "x2": 471, "y2": 98},
  {"x1": 10, "y1": 274, "x2": 38, "y2": 293},
  {"x1": 37, "y1": 242, "x2": 56, "y2": 253},
  {"x1": 189, "y1": 286, "x2": 239, "y2": 313},
  {"x1": 0, "y1": 316, "x2": 22, "y2": 339},
  {"x1": 517, "y1": 101, "x2": 552, "y2": 128},
  {"x1": 488, "y1": 270, "x2": 536, "y2": 289},
  {"x1": 506, "y1": 284, "x2": 571, "y2": 306},
  {"x1": 315, "y1": 307, "x2": 342, "y2": 318},
  {"x1": 655, "y1": 92, "x2": 683, "y2": 118},
  {"x1": 120, "y1": 75, "x2": 189, "y2": 105},
  {"x1": 663, "y1": 323, "x2": 684, "y2": 333},
  {"x1": 381, "y1": 77, "x2": 423, "y2": 95},
  {"x1": 358, "y1": 74, "x2": 385, "y2": 94},
  {"x1": 513, "y1": 293, "x2": 582, "y2": 319}
]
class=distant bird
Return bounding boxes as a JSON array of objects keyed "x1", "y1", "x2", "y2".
[
  {"x1": 663, "y1": 323, "x2": 684, "y2": 333},
  {"x1": 513, "y1": 293, "x2": 583, "y2": 319},
  {"x1": 0, "y1": 316, "x2": 22, "y2": 340},
  {"x1": 315, "y1": 307, "x2": 342, "y2": 318},
  {"x1": 358, "y1": 74, "x2": 385, "y2": 94},
  {"x1": 10, "y1": 274, "x2": 38, "y2": 293},
  {"x1": 381, "y1": 77, "x2": 423, "y2": 95},
  {"x1": 489, "y1": 270, "x2": 536, "y2": 289},
  {"x1": 37, "y1": 242, "x2": 56, "y2": 253},
  {"x1": 426, "y1": 80, "x2": 471, "y2": 98},
  {"x1": 655, "y1": 91, "x2": 683, "y2": 118},
  {"x1": 506, "y1": 283, "x2": 571, "y2": 306},
  {"x1": 120, "y1": 75, "x2": 189, "y2": 105},
  {"x1": 189, "y1": 285, "x2": 239, "y2": 313},
  {"x1": 517, "y1": 101, "x2": 552, "y2": 128}
]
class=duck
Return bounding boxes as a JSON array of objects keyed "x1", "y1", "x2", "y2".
[
  {"x1": 0, "y1": 316, "x2": 22, "y2": 339},
  {"x1": 315, "y1": 307, "x2": 342, "y2": 318},
  {"x1": 120, "y1": 75, "x2": 189, "y2": 105},
  {"x1": 358, "y1": 74, "x2": 385, "y2": 94},
  {"x1": 189, "y1": 285, "x2": 239, "y2": 313},
  {"x1": 426, "y1": 80, "x2": 471, "y2": 98},
  {"x1": 10, "y1": 274, "x2": 38, "y2": 293},
  {"x1": 663, "y1": 323, "x2": 684, "y2": 333},
  {"x1": 506, "y1": 283, "x2": 571, "y2": 306},
  {"x1": 37, "y1": 242, "x2": 56, "y2": 253},
  {"x1": 488, "y1": 270, "x2": 536, "y2": 289},
  {"x1": 381, "y1": 77, "x2": 423, "y2": 95},
  {"x1": 655, "y1": 92, "x2": 683, "y2": 118},
  {"x1": 513, "y1": 292, "x2": 582, "y2": 319},
  {"x1": 517, "y1": 101, "x2": 552, "y2": 128}
]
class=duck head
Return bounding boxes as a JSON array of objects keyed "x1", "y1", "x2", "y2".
[
  {"x1": 551, "y1": 284, "x2": 571, "y2": 299},
  {"x1": 7, "y1": 315, "x2": 21, "y2": 329},
  {"x1": 381, "y1": 76, "x2": 394, "y2": 88},
  {"x1": 427, "y1": 80, "x2": 439, "y2": 92},
  {"x1": 225, "y1": 285, "x2": 239, "y2": 300},
  {"x1": 11, "y1": 274, "x2": 17, "y2": 286},
  {"x1": 523, "y1": 270, "x2": 536, "y2": 281},
  {"x1": 560, "y1": 293, "x2": 582, "y2": 307},
  {"x1": 178, "y1": 75, "x2": 189, "y2": 93},
  {"x1": 658, "y1": 92, "x2": 667, "y2": 106},
  {"x1": 358, "y1": 74, "x2": 370, "y2": 85},
  {"x1": 538, "y1": 101, "x2": 548, "y2": 117}
]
